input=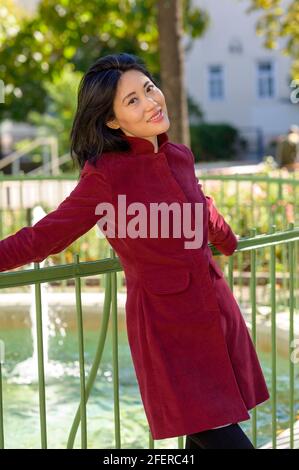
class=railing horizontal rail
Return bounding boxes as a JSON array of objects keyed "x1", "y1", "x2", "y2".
[
  {"x1": 0, "y1": 174, "x2": 77, "y2": 181},
  {"x1": 0, "y1": 173, "x2": 298, "y2": 185},
  {"x1": 0, "y1": 228, "x2": 298, "y2": 289},
  {"x1": 0, "y1": 258, "x2": 123, "y2": 288},
  {"x1": 198, "y1": 173, "x2": 299, "y2": 185}
]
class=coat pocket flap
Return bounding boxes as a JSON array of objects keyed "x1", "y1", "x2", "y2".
[{"x1": 142, "y1": 267, "x2": 191, "y2": 295}]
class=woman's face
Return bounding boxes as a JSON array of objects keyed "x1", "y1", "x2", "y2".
[{"x1": 106, "y1": 69, "x2": 170, "y2": 148}]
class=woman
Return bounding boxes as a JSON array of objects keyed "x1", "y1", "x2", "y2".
[{"x1": 0, "y1": 53, "x2": 269, "y2": 449}]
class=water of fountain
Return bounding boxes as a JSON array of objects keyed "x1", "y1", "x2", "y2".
[{"x1": 9, "y1": 206, "x2": 66, "y2": 384}]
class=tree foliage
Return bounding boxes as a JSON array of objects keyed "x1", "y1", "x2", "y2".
[
  {"x1": 0, "y1": 0, "x2": 209, "y2": 122},
  {"x1": 244, "y1": 0, "x2": 299, "y2": 77}
]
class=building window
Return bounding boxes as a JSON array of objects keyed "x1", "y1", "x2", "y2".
[
  {"x1": 208, "y1": 65, "x2": 224, "y2": 100},
  {"x1": 228, "y1": 37, "x2": 243, "y2": 55},
  {"x1": 257, "y1": 61, "x2": 275, "y2": 98}
]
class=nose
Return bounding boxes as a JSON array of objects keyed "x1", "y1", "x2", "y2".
[{"x1": 143, "y1": 95, "x2": 158, "y2": 108}]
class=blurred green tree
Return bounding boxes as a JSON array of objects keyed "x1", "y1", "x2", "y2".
[
  {"x1": 244, "y1": 0, "x2": 299, "y2": 78},
  {"x1": 26, "y1": 63, "x2": 82, "y2": 168},
  {"x1": 0, "y1": 0, "x2": 208, "y2": 123}
]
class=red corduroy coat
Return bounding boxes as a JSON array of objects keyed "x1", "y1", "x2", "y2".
[{"x1": 0, "y1": 132, "x2": 269, "y2": 440}]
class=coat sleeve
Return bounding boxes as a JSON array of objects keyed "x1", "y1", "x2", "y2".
[
  {"x1": 183, "y1": 144, "x2": 238, "y2": 256},
  {"x1": 0, "y1": 164, "x2": 112, "y2": 272},
  {"x1": 204, "y1": 194, "x2": 238, "y2": 256}
]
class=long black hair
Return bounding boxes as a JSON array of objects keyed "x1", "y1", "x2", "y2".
[{"x1": 70, "y1": 52, "x2": 159, "y2": 169}]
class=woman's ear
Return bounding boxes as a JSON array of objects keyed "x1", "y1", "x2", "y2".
[{"x1": 106, "y1": 119, "x2": 119, "y2": 130}]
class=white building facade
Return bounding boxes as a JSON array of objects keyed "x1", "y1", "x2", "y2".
[{"x1": 185, "y1": 0, "x2": 299, "y2": 157}]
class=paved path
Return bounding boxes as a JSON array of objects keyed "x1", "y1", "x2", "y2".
[{"x1": 260, "y1": 420, "x2": 299, "y2": 449}]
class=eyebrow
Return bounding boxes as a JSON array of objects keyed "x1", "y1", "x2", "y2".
[{"x1": 122, "y1": 80, "x2": 151, "y2": 104}]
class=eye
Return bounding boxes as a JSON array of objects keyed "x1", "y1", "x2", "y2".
[
  {"x1": 128, "y1": 84, "x2": 156, "y2": 105},
  {"x1": 147, "y1": 84, "x2": 155, "y2": 92},
  {"x1": 128, "y1": 97, "x2": 137, "y2": 105}
]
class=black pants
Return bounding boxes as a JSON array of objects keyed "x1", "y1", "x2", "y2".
[{"x1": 185, "y1": 424, "x2": 255, "y2": 449}]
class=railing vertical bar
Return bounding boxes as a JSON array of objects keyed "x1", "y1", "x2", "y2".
[
  {"x1": 278, "y1": 180, "x2": 283, "y2": 228},
  {"x1": 294, "y1": 173, "x2": 299, "y2": 226},
  {"x1": 110, "y1": 248, "x2": 121, "y2": 449},
  {"x1": 276, "y1": 246, "x2": 282, "y2": 309},
  {"x1": 74, "y1": 254, "x2": 87, "y2": 449},
  {"x1": 234, "y1": 178, "x2": 241, "y2": 301},
  {"x1": 240, "y1": 253, "x2": 244, "y2": 304},
  {"x1": 270, "y1": 226, "x2": 277, "y2": 449},
  {"x1": 235, "y1": 176, "x2": 240, "y2": 229},
  {"x1": 250, "y1": 181, "x2": 254, "y2": 229},
  {"x1": 290, "y1": 171, "x2": 297, "y2": 224},
  {"x1": 19, "y1": 179, "x2": 26, "y2": 228},
  {"x1": 0, "y1": 362, "x2": 4, "y2": 449},
  {"x1": 228, "y1": 255, "x2": 234, "y2": 292},
  {"x1": 236, "y1": 180, "x2": 243, "y2": 304},
  {"x1": 280, "y1": 183, "x2": 287, "y2": 309},
  {"x1": 288, "y1": 223, "x2": 295, "y2": 449},
  {"x1": 237, "y1": 251, "x2": 242, "y2": 303},
  {"x1": 266, "y1": 178, "x2": 272, "y2": 227},
  {"x1": 250, "y1": 228, "x2": 257, "y2": 447},
  {"x1": 66, "y1": 272, "x2": 112, "y2": 449},
  {"x1": 34, "y1": 262, "x2": 48, "y2": 449},
  {"x1": 178, "y1": 436, "x2": 184, "y2": 449},
  {"x1": 149, "y1": 429, "x2": 154, "y2": 449},
  {"x1": 295, "y1": 239, "x2": 299, "y2": 317}
]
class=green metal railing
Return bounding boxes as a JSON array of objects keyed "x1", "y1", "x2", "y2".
[
  {"x1": 0, "y1": 173, "x2": 109, "y2": 269},
  {"x1": 0, "y1": 226, "x2": 298, "y2": 449},
  {"x1": 1, "y1": 172, "x2": 299, "y2": 257},
  {"x1": 199, "y1": 172, "x2": 299, "y2": 233}
]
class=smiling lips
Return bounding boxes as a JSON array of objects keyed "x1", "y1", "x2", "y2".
[{"x1": 147, "y1": 109, "x2": 164, "y2": 122}]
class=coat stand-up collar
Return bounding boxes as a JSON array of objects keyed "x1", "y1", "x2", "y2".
[{"x1": 121, "y1": 131, "x2": 169, "y2": 155}]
